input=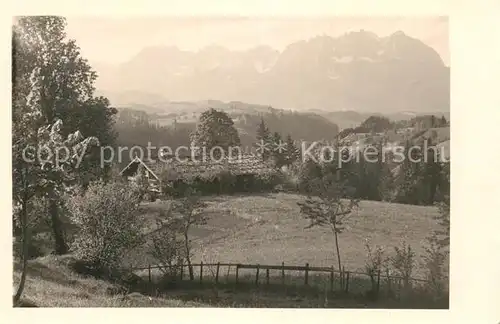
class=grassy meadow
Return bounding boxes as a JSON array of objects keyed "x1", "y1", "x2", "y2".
[{"x1": 131, "y1": 193, "x2": 441, "y2": 277}]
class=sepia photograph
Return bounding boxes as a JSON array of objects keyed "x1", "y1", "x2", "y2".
[{"x1": 12, "y1": 15, "x2": 451, "y2": 309}]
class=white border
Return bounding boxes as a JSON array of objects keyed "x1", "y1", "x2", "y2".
[{"x1": 2, "y1": 1, "x2": 500, "y2": 324}]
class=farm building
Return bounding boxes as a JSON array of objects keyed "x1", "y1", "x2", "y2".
[{"x1": 119, "y1": 153, "x2": 274, "y2": 199}]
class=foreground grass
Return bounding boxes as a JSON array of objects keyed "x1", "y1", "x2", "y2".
[
  {"x1": 12, "y1": 254, "x2": 447, "y2": 308},
  {"x1": 12, "y1": 255, "x2": 206, "y2": 307}
]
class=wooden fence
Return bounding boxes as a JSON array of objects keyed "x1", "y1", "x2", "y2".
[{"x1": 130, "y1": 261, "x2": 435, "y2": 295}]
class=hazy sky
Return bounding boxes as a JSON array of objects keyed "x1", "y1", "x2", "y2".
[{"x1": 65, "y1": 16, "x2": 449, "y2": 66}]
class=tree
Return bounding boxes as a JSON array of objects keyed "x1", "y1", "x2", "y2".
[
  {"x1": 13, "y1": 16, "x2": 118, "y2": 254},
  {"x1": 440, "y1": 115, "x2": 447, "y2": 127},
  {"x1": 394, "y1": 140, "x2": 426, "y2": 205},
  {"x1": 255, "y1": 117, "x2": 271, "y2": 160},
  {"x1": 346, "y1": 140, "x2": 394, "y2": 201},
  {"x1": 269, "y1": 131, "x2": 287, "y2": 168},
  {"x1": 149, "y1": 215, "x2": 186, "y2": 282},
  {"x1": 422, "y1": 195, "x2": 450, "y2": 297},
  {"x1": 297, "y1": 173, "x2": 358, "y2": 281},
  {"x1": 284, "y1": 134, "x2": 300, "y2": 166},
  {"x1": 190, "y1": 108, "x2": 241, "y2": 158},
  {"x1": 12, "y1": 118, "x2": 98, "y2": 304},
  {"x1": 170, "y1": 189, "x2": 207, "y2": 280},
  {"x1": 360, "y1": 116, "x2": 393, "y2": 133}
]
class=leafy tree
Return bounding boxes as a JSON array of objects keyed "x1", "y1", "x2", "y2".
[
  {"x1": 297, "y1": 173, "x2": 358, "y2": 281},
  {"x1": 190, "y1": 108, "x2": 241, "y2": 158},
  {"x1": 440, "y1": 116, "x2": 447, "y2": 127},
  {"x1": 12, "y1": 117, "x2": 98, "y2": 303},
  {"x1": 13, "y1": 16, "x2": 117, "y2": 254}
]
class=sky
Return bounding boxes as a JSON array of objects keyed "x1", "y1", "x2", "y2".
[{"x1": 64, "y1": 16, "x2": 449, "y2": 66}]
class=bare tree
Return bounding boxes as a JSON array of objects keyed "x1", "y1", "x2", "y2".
[
  {"x1": 297, "y1": 173, "x2": 358, "y2": 277},
  {"x1": 149, "y1": 208, "x2": 186, "y2": 281},
  {"x1": 172, "y1": 189, "x2": 207, "y2": 280}
]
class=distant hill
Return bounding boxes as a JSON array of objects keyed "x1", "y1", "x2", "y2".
[
  {"x1": 314, "y1": 110, "x2": 450, "y2": 130},
  {"x1": 114, "y1": 103, "x2": 340, "y2": 158},
  {"x1": 94, "y1": 30, "x2": 449, "y2": 114}
]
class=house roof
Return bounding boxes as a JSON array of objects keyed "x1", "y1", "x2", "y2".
[{"x1": 120, "y1": 154, "x2": 274, "y2": 181}]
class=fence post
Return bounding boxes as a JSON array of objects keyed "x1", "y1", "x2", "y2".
[
  {"x1": 148, "y1": 264, "x2": 151, "y2": 283},
  {"x1": 330, "y1": 265, "x2": 334, "y2": 292},
  {"x1": 305, "y1": 263, "x2": 309, "y2": 286},
  {"x1": 255, "y1": 264, "x2": 260, "y2": 286},
  {"x1": 281, "y1": 262, "x2": 285, "y2": 285},
  {"x1": 200, "y1": 261, "x2": 203, "y2": 283},
  {"x1": 345, "y1": 271, "x2": 350, "y2": 294},
  {"x1": 216, "y1": 262, "x2": 220, "y2": 284},
  {"x1": 266, "y1": 269, "x2": 270, "y2": 285},
  {"x1": 235, "y1": 264, "x2": 239, "y2": 284}
]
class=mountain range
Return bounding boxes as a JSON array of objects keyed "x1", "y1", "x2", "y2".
[{"x1": 94, "y1": 30, "x2": 449, "y2": 114}]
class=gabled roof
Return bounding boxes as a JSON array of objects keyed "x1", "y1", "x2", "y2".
[{"x1": 119, "y1": 157, "x2": 161, "y2": 181}]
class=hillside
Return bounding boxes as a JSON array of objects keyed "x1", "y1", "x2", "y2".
[
  {"x1": 95, "y1": 31, "x2": 449, "y2": 114},
  {"x1": 114, "y1": 104, "x2": 340, "y2": 151},
  {"x1": 128, "y1": 193, "x2": 443, "y2": 278}
]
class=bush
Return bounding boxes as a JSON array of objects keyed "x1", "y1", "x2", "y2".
[
  {"x1": 67, "y1": 181, "x2": 144, "y2": 271},
  {"x1": 389, "y1": 240, "x2": 416, "y2": 298},
  {"x1": 255, "y1": 169, "x2": 283, "y2": 191},
  {"x1": 280, "y1": 163, "x2": 301, "y2": 192},
  {"x1": 422, "y1": 234, "x2": 448, "y2": 299},
  {"x1": 363, "y1": 239, "x2": 386, "y2": 296},
  {"x1": 149, "y1": 216, "x2": 186, "y2": 286}
]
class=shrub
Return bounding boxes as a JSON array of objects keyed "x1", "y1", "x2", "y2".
[
  {"x1": 422, "y1": 234, "x2": 448, "y2": 299},
  {"x1": 67, "y1": 181, "x2": 144, "y2": 271},
  {"x1": 216, "y1": 170, "x2": 236, "y2": 193},
  {"x1": 149, "y1": 223, "x2": 186, "y2": 287},
  {"x1": 255, "y1": 169, "x2": 283, "y2": 191},
  {"x1": 280, "y1": 163, "x2": 301, "y2": 192},
  {"x1": 389, "y1": 240, "x2": 416, "y2": 298},
  {"x1": 363, "y1": 239, "x2": 386, "y2": 295}
]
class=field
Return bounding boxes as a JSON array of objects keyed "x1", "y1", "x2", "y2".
[{"x1": 132, "y1": 193, "x2": 442, "y2": 277}]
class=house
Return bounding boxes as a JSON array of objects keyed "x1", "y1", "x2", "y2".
[
  {"x1": 119, "y1": 153, "x2": 274, "y2": 199},
  {"x1": 119, "y1": 157, "x2": 163, "y2": 199}
]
